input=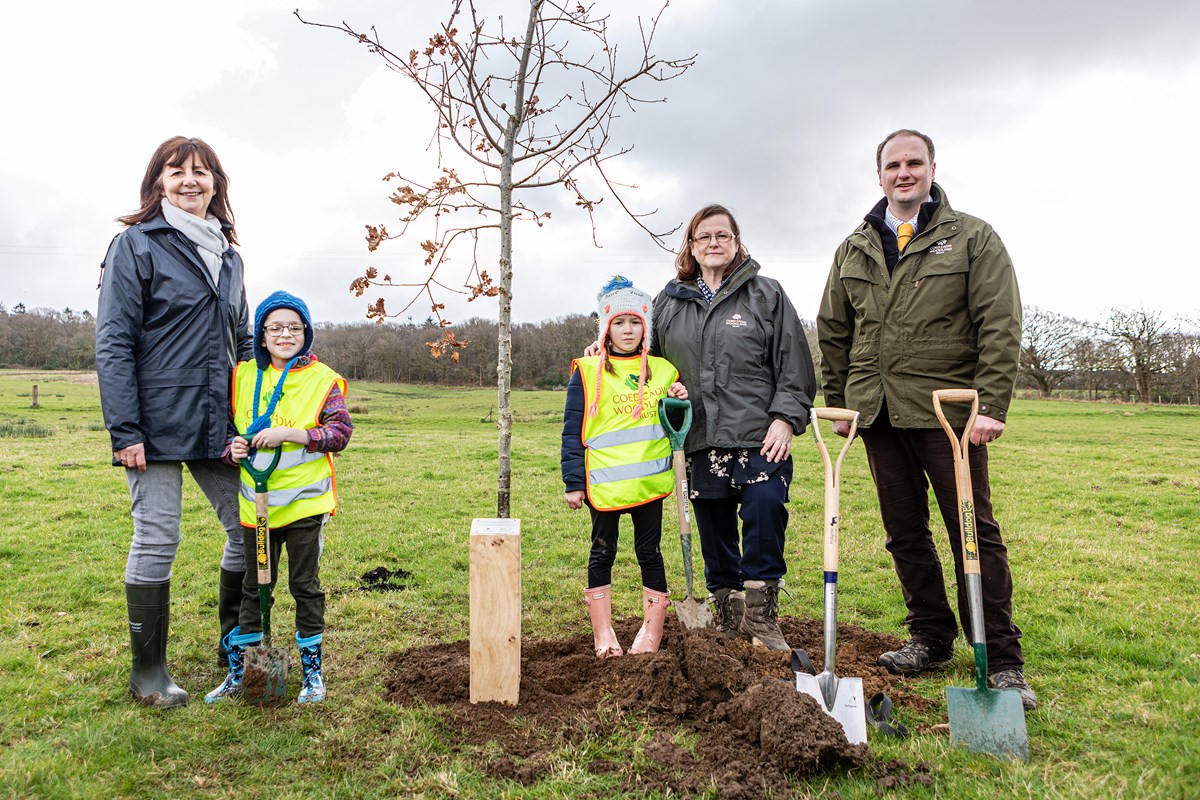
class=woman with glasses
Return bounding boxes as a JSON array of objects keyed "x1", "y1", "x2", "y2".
[
  {"x1": 96, "y1": 136, "x2": 252, "y2": 707},
  {"x1": 650, "y1": 203, "x2": 817, "y2": 651}
]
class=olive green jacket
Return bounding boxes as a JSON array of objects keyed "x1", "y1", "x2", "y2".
[{"x1": 817, "y1": 185, "x2": 1021, "y2": 429}]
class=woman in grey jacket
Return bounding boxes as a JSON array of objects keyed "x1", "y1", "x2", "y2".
[
  {"x1": 96, "y1": 136, "x2": 252, "y2": 708},
  {"x1": 651, "y1": 204, "x2": 816, "y2": 651}
]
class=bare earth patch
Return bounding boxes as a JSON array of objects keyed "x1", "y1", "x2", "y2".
[{"x1": 384, "y1": 614, "x2": 936, "y2": 797}]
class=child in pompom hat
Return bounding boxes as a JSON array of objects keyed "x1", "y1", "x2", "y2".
[
  {"x1": 206, "y1": 290, "x2": 352, "y2": 705},
  {"x1": 561, "y1": 276, "x2": 688, "y2": 658}
]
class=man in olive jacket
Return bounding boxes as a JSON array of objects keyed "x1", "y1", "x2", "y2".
[{"x1": 817, "y1": 129, "x2": 1035, "y2": 710}]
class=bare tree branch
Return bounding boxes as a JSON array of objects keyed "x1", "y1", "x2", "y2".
[{"x1": 296, "y1": 0, "x2": 694, "y2": 516}]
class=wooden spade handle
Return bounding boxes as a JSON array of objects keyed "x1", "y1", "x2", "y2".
[
  {"x1": 811, "y1": 407, "x2": 860, "y2": 423},
  {"x1": 255, "y1": 491, "x2": 271, "y2": 585},
  {"x1": 931, "y1": 389, "x2": 980, "y2": 576},
  {"x1": 931, "y1": 388, "x2": 979, "y2": 405},
  {"x1": 809, "y1": 407, "x2": 860, "y2": 573}
]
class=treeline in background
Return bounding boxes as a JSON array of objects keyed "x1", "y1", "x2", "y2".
[{"x1": 2, "y1": 302, "x2": 1198, "y2": 404}]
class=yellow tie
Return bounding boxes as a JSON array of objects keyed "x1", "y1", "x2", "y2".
[{"x1": 897, "y1": 222, "x2": 914, "y2": 252}]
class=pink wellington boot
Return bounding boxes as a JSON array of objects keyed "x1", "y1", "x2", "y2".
[
  {"x1": 628, "y1": 587, "x2": 671, "y2": 655},
  {"x1": 584, "y1": 586, "x2": 623, "y2": 658}
]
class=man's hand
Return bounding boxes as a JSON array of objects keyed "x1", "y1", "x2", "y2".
[
  {"x1": 971, "y1": 416, "x2": 1005, "y2": 447},
  {"x1": 832, "y1": 420, "x2": 851, "y2": 438}
]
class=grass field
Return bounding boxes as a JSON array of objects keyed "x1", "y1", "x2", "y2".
[{"x1": 1, "y1": 369, "x2": 1198, "y2": 799}]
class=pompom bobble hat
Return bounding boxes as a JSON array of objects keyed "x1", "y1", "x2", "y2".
[
  {"x1": 243, "y1": 290, "x2": 315, "y2": 438},
  {"x1": 592, "y1": 276, "x2": 653, "y2": 420},
  {"x1": 253, "y1": 290, "x2": 314, "y2": 369}
]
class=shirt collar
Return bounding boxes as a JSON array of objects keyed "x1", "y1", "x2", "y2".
[{"x1": 883, "y1": 202, "x2": 926, "y2": 235}]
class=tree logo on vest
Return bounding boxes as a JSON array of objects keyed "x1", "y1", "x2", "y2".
[
  {"x1": 725, "y1": 313, "x2": 748, "y2": 328},
  {"x1": 928, "y1": 239, "x2": 952, "y2": 255}
]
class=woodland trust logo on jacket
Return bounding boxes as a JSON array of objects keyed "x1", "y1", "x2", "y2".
[
  {"x1": 624, "y1": 373, "x2": 640, "y2": 390},
  {"x1": 725, "y1": 313, "x2": 748, "y2": 328},
  {"x1": 929, "y1": 239, "x2": 952, "y2": 255}
]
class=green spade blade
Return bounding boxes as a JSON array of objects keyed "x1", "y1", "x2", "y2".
[{"x1": 946, "y1": 683, "x2": 1030, "y2": 762}]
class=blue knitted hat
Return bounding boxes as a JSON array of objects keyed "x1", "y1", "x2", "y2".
[{"x1": 253, "y1": 290, "x2": 313, "y2": 369}]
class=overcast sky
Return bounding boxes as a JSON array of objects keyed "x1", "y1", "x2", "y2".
[{"x1": 2, "y1": 0, "x2": 1197, "y2": 330}]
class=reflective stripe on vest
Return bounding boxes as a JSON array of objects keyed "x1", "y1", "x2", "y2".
[
  {"x1": 586, "y1": 422, "x2": 667, "y2": 450},
  {"x1": 574, "y1": 354, "x2": 678, "y2": 511},
  {"x1": 239, "y1": 475, "x2": 332, "y2": 507},
  {"x1": 232, "y1": 359, "x2": 345, "y2": 529},
  {"x1": 589, "y1": 457, "x2": 673, "y2": 485}
]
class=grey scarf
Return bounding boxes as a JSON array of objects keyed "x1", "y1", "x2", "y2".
[{"x1": 159, "y1": 198, "x2": 228, "y2": 286}]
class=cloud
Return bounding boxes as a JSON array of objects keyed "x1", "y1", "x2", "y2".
[{"x1": 2, "y1": 0, "x2": 1198, "y2": 327}]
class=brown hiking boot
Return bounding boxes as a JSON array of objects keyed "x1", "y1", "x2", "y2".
[
  {"x1": 877, "y1": 640, "x2": 953, "y2": 676},
  {"x1": 711, "y1": 588, "x2": 745, "y2": 639},
  {"x1": 989, "y1": 668, "x2": 1038, "y2": 711},
  {"x1": 740, "y1": 579, "x2": 789, "y2": 651}
]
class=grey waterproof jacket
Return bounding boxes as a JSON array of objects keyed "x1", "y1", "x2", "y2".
[
  {"x1": 96, "y1": 216, "x2": 252, "y2": 463},
  {"x1": 651, "y1": 257, "x2": 816, "y2": 453}
]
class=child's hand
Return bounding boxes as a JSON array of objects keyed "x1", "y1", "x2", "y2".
[
  {"x1": 230, "y1": 436, "x2": 249, "y2": 462},
  {"x1": 564, "y1": 490, "x2": 585, "y2": 510},
  {"x1": 250, "y1": 427, "x2": 304, "y2": 449},
  {"x1": 668, "y1": 381, "x2": 688, "y2": 400}
]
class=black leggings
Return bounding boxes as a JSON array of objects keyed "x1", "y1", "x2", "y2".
[{"x1": 586, "y1": 498, "x2": 667, "y2": 592}]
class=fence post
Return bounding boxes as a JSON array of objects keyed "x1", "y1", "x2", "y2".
[
  {"x1": 32, "y1": 385, "x2": 39, "y2": 408},
  {"x1": 469, "y1": 517, "x2": 521, "y2": 705}
]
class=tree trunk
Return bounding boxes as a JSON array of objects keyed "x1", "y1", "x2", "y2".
[
  {"x1": 496, "y1": 144, "x2": 514, "y2": 517},
  {"x1": 493, "y1": 1, "x2": 543, "y2": 518}
]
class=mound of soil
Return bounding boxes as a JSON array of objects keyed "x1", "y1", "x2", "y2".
[{"x1": 383, "y1": 614, "x2": 937, "y2": 797}]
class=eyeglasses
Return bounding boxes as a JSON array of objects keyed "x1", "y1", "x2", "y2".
[
  {"x1": 264, "y1": 324, "x2": 304, "y2": 336},
  {"x1": 691, "y1": 232, "x2": 735, "y2": 245}
]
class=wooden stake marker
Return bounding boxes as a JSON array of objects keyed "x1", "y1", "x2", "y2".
[{"x1": 469, "y1": 518, "x2": 521, "y2": 705}]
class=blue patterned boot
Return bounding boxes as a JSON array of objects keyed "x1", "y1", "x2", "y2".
[
  {"x1": 205, "y1": 627, "x2": 261, "y2": 703},
  {"x1": 296, "y1": 632, "x2": 325, "y2": 704}
]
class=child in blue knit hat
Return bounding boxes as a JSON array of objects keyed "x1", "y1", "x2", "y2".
[
  {"x1": 561, "y1": 276, "x2": 688, "y2": 659},
  {"x1": 206, "y1": 290, "x2": 352, "y2": 705}
]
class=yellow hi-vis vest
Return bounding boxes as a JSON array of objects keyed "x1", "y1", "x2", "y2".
[
  {"x1": 232, "y1": 359, "x2": 346, "y2": 529},
  {"x1": 573, "y1": 354, "x2": 677, "y2": 511}
]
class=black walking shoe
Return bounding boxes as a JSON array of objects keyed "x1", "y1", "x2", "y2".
[
  {"x1": 877, "y1": 640, "x2": 953, "y2": 676},
  {"x1": 988, "y1": 668, "x2": 1038, "y2": 711}
]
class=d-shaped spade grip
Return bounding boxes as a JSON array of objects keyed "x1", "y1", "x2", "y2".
[
  {"x1": 657, "y1": 397, "x2": 692, "y2": 451},
  {"x1": 240, "y1": 446, "x2": 282, "y2": 494}
]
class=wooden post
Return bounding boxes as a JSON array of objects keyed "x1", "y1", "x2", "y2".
[
  {"x1": 469, "y1": 518, "x2": 521, "y2": 704},
  {"x1": 31, "y1": 385, "x2": 39, "y2": 408}
]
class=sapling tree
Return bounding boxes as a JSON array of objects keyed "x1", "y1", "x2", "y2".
[{"x1": 297, "y1": 1, "x2": 693, "y2": 516}]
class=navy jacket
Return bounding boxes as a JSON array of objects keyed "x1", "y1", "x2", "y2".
[
  {"x1": 96, "y1": 216, "x2": 252, "y2": 462},
  {"x1": 560, "y1": 368, "x2": 587, "y2": 492}
]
